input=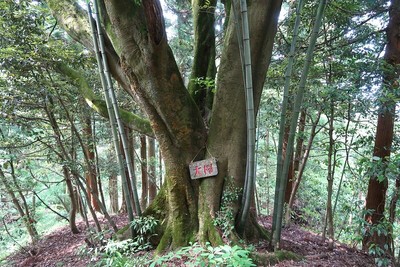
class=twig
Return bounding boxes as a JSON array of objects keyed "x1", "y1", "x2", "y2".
[{"x1": 33, "y1": 191, "x2": 69, "y2": 222}]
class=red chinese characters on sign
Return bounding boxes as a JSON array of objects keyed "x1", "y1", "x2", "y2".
[{"x1": 189, "y1": 158, "x2": 218, "y2": 179}]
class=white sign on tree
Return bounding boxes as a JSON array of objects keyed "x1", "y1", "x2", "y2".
[{"x1": 189, "y1": 158, "x2": 218, "y2": 179}]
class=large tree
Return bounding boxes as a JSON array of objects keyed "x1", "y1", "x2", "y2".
[{"x1": 45, "y1": 0, "x2": 282, "y2": 251}]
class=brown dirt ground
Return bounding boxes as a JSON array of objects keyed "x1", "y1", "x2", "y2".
[
  {"x1": 258, "y1": 215, "x2": 375, "y2": 267},
  {"x1": 3, "y1": 214, "x2": 375, "y2": 267}
]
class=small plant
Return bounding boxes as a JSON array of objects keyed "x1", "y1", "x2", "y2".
[
  {"x1": 214, "y1": 177, "x2": 242, "y2": 240},
  {"x1": 192, "y1": 77, "x2": 216, "y2": 94},
  {"x1": 361, "y1": 216, "x2": 392, "y2": 267},
  {"x1": 94, "y1": 239, "x2": 150, "y2": 267},
  {"x1": 78, "y1": 216, "x2": 158, "y2": 266},
  {"x1": 130, "y1": 215, "x2": 158, "y2": 240},
  {"x1": 148, "y1": 242, "x2": 255, "y2": 267},
  {"x1": 369, "y1": 243, "x2": 391, "y2": 267}
]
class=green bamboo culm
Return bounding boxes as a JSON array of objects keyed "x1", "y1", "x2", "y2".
[
  {"x1": 91, "y1": 0, "x2": 141, "y2": 217},
  {"x1": 93, "y1": 0, "x2": 142, "y2": 217},
  {"x1": 271, "y1": 0, "x2": 304, "y2": 247},
  {"x1": 233, "y1": 0, "x2": 256, "y2": 234},
  {"x1": 272, "y1": 0, "x2": 328, "y2": 250},
  {"x1": 86, "y1": 0, "x2": 140, "y2": 225},
  {"x1": 86, "y1": 1, "x2": 135, "y2": 223}
]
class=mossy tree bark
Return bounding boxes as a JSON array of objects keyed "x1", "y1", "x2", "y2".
[{"x1": 46, "y1": 0, "x2": 282, "y2": 250}]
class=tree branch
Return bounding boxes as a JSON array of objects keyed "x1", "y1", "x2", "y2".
[{"x1": 55, "y1": 63, "x2": 154, "y2": 137}]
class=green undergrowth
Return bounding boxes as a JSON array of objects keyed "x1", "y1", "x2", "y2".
[
  {"x1": 149, "y1": 242, "x2": 256, "y2": 267},
  {"x1": 89, "y1": 241, "x2": 303, "y2": 267}
]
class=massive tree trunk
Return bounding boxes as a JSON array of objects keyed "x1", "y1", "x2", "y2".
[
  {"x1": 363, "y1": 0, "x2": 400, "y2": 252},
  {"x1": 46, "y1": 0, "x2": 282, "y2": 250}
]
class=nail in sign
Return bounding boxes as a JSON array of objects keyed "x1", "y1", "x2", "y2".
[{"x1": 189, "y1": 158, "x2": 218, "y2": 179}]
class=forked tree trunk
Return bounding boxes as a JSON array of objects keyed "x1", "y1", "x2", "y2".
[
  {"x1": 363, "y1": 0, "x2": 400, "y2": 252},
  {"x1": 47, "y1": 0, "x2": 283, "y2": 251}
]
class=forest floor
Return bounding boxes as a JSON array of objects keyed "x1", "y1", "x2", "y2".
[{"x1": 3, "y1": 214, "x2": 375, "y2": 267}]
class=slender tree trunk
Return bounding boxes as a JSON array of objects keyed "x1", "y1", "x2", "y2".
[
  {"x1": 294, "y1": 110, "x2": 306, "y2": 173},
  {"x1": 44, "y1": 94, "x2": 115, "y2": 232},
  {"x1": 9, "y1": 160, "x2": 39, "y2": 240},
  {"x1": 285, "y1": 110, "x2": 306, "y2": 205},
  {"x1": 363, "y1": 0, "x2": 400, "y2": 252},
  {"x1": 77, "y1": 186, "x2": 90, "y2": 229},
  {"x1": 148, "y1": 137, "x2": 157, "y2": 204},
  {"x1": 285, "y1": 109, "x2": 306, "y2": 210},
  {"x1": 283, "y1": 125, "x2": 294, "y2": 204},
  {"x1": 0, "y1": 168, "x2": 39, "y2": 243},
  {"x1": 272, "y1": 0, "x2": 306, "y2": 247},
  {"x1": 83, "y1": 115, "x2": 100, "y2": 212},
  {"x1": 63, "y1": 167, "x2": 80, "y2": 234},
  {"x1": 121, "y1": 130, "x2": 136, "y2": 214},
  {"x1": 285, "y1": 111, "x2": 322, "y2": 225},
  {"x1": 109, "y1": 175, "x2": 119, "y2": 213},
  {"x1": 74, "y1": 173, "x2": 102, "y2": 232},
  {"x1": 120, "y1": 188, "x2": 127, "y2": 214},
  {"x1": 126, "y1": 127, "x2": 138, "y2": 214},
  {"x1": 158, "y1": 144, "x2": 163, "y2": 187},
  {"x1": 93, "y1": 115, "x2": 106, "y2": 208},
  {"x1": 265, "y1": 129, "x2": 271, "y2": 215},
  {"x1": 323, "y1": 101, "x2": 335, "y2": 250},
  {"x1": 140, "y1": 135, "x2": 148, "y2": 210}
]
